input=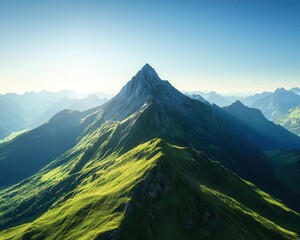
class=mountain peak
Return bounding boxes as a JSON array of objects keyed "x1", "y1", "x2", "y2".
[
  {"x1": 100, "y1": 64, "x2": 191, "y2": 121},
  {"x1": 141, "y1": 63, "x2": 154, "y2": 70},
  {"x1": 134, "y1": 63, "x2": 159, "y2": 81},
  {"x1": 231, "y1": 100, "x2": 245, "y2": 108},
  {"x1": 274, "y1": 87, "x2": 287, "y2": 94},
  {"x1": 141, "y1": 63, "x2": 156, "y2": 73}
]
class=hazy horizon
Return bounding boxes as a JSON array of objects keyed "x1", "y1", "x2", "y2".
[
  {"x1": 0, "y1": 61, "x2": 298, "y2": 97},
  {"x1": 0, "y1": 78, "x2": 298, "y2": 98}
]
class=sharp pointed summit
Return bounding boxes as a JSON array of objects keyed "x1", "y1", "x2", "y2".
[
  {"x1": 131, "y1": 63, "x2": 161, "y2": 85},
  {"x1": 118, "y1": 63, "x2": 166, "y2": 99},
  {"x1": 97, "y1": 63, "x2": 192, "y2": 121},
  {"x1": 137, "y1": 63, "x2": 159, "y2": 79}
]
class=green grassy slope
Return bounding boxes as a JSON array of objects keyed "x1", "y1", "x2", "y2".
[
  {"x1": 1, "y1": 139, "x2": 299, "y2": 240},
  {"x1": 121, "y1": 140, "x2": 300, "y2": 240},
  {"x1": 277, "y1": 106, "x2": 300, "y2": 136},
  {"x1": 0, "y1": 139, "x2": 161, "y2": 240}
]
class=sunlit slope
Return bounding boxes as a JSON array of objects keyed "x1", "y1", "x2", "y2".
[
  {"x1": 120, "y1": 140, "x2": 300, "y2": 240},
  {"x1": 1, "y1": 139, "x2": 300, "y2": 240},
  {"x1": 0, "y1": 138, "x2": 161, "y2": 240},
  {"x1": 278, "y1": 106, "x2": 300, "y2": 137}
]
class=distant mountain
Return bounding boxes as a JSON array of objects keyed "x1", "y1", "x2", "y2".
[
  {"x1": 3, "y1": 90, "x2": 96, "y2": 118},
  {"x1": 202, "y1": 91, "x2": 232, "y2": 107},
  {"x1": 224, "y1": 95, "x2": 240, "y2": 103},
  {"x1": 241, "y1": 91, "x2": 271, "y2": 107},
  {"x1": 94, "y1": 91, "x2": 114, "y2": 99},
  {"x1": 224, "y1": 101, "x2": 300, "y2": 150},
  {"x1": 204, "y1": 91, "x2": 232, "y2": 107},
  {"x1": 185, "y1": 91, "x2": 233, "y2": 107},
  {"x1": 0, "y1": 109, "x2": 91, "y2": 186},
  {"x1": 0, "y1": 97, "x2": 29, "y2": 139},
  {"x1": 277, "y1": 106, "x2": 300, "y2": 136},
  {"x1": 251, "y1": 88, "x2": 300, "y2": 121},
  {"x1": 185, "y1": 93, "x2": 209, "y2": 104},
  {"x1": 291, "y1": 87, "x2": 300, "y2": 95},
  {"x1": 32, "y1": 94, "x2": 107, "y2": 127},
  {"x1": 0, "y1": 91, "x2": 108, "y2": 139},
  {"x1": 1, "y1": 64, "x2": 300, "y2": 239},
  {"x1": 68, "y1": 94, "x2": 108, "y2": 111},
  {"x1": 2, "y1": 91, "x2": 77, "y2": 118}
]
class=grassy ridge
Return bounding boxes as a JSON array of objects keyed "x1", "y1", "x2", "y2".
[
  {"x1": 0, "y1": 139, "x2": 161, "y2": 240},
  {"x1": 1, "y1": 139, "x2": 299, "y2": 240},
  {"x1": 121, "y1": 140, "x2": 300, "y2": 240}
]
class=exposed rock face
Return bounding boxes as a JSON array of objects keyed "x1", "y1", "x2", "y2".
[
  {"x1": 132, "y1": 161, "x2": 176, "y2": 203},
  {"x1": 118, "y1": 155, "x2": 223, "y2": 239},
  {"x1": 99, "y1": 64, "x2": 194, "y2": 122}
]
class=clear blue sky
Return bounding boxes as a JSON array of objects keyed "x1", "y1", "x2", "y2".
[{"x1": 0, "y1": 0, "x2": 299, "y2": 94}]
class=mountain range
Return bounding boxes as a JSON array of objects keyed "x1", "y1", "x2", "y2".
[
  {"x1": 249, "y1": 88, "x2": 300, "y2": 121},
  {"x1": 0, "y1": 91, "x2": 108, "y2": 139},
  {"x1": 0, "y1": 64, "x2": 300, "y2": 239},
  {"x1": 240, "y1": 91, "x2": 272, "y2": 107},
  {"x1": 186, "y1": 91, "x2": 234, "y2": 107},
  {"x1": 186, "y1": 88, "x2": 300, "y2": 124}
]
